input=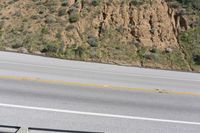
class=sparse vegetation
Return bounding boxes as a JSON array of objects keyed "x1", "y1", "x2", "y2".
[
  {"x1": 0, "y1": 0, "x2": 199, "y2": 72},
  {"x1": 179, "y1": 26, "x2": 200, "y2": 70}
]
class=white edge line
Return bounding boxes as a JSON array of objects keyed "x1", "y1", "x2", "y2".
[{"x1": 0, "y1": 103, "x2": 200, "y2": 126}]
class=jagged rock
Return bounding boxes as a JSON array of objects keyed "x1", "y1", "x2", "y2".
[
  {"x1": 165, "y1": 47, "x2": 173, "y2": 53},
  {"x1": 18, "y1": 47, "x2": 28, "y2": 53},
  {"x1": 33, "y1": 51, "x2": 45, "y2": 55}
]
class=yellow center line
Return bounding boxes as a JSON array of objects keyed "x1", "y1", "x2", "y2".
[{"x1": 0, "y1": 75, "x2": 200, "y2": 96}]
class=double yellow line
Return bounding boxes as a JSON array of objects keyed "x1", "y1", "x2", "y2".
[{"x1": 0, "y1": 75, "x2": 200, "y2": 96}]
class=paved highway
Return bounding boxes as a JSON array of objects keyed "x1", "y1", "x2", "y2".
[{"x1": 0, "y1": 51, "x2": 200, "y2": 133}]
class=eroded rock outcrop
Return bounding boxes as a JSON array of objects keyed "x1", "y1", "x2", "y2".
[
  {"x1": 0, "y1": 0, "x2": 195, "y2": 71},
  {"x1": 0, "y1": 0, "x2": 188, "y2": 48}
]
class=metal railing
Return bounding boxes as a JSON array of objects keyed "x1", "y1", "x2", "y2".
[
  {"x1": 0, "y1": 125, "x2": 20, "y2": 133},
  {"x1": 0, "y1": 125, "x2": 103, "y2": 133}
]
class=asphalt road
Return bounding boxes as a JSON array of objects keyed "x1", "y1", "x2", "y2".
[{"x1": 0, "y1": 51, "x2": 200, "y2": 133}]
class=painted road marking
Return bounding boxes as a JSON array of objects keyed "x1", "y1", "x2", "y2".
[
  {"x1": 0, "y1": 60, "x2": 200, "y2": 82},
  {"x1": 0, "y1": 103, "x2": 200, "y2": 126},
  {"x1": 0, "y1": 75, "x2": 200, "y2": 96}
]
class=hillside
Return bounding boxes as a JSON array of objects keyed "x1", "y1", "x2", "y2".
[{"x1": 0, "y1": 0, "x2": 199, "y2": 72}]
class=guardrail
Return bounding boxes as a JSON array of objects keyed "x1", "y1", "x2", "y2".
[
  {"x1": 0, "y1": 125, "x2": 20, "y2": 133},
  {"x1": 0, "y1": 125, "x2": 103, "y2": 133}
]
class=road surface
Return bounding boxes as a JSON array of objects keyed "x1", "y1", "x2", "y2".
[{"x1": 0, "y1": 51, "x2": 200, "y2": 133}]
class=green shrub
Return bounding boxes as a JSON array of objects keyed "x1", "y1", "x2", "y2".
[
  {"x1": 41, "y1": 27, "x2": 49, "y2": 34},
  {"x1": 193, "y1": 55, "x2": 200, "y2": 65},
  {"x1": 11, "y1": 42, "x2": 23, "y2": 49},
  {"x1": 91, "y1": 0, "x2": 100, "y2": 6},
  {"x1": 74, "y1": 46, "x2": 84, "y2": 58},
  {"x1": 149, "y1": 47, "x2": 157, "y2": 53},
  {"x1": 41, "y1": 43, "x2": 58, "y2": 53},
  {"x1": 60, "y1": 0, "x2": 68, "y2": 6},
  {"x1": 87, "y1": 36, "x2": 99, "y2": 47},
  {"x1": 69, "y1": 13, "x2": 79, "y2": 23},
  {"x1": 131, "y1": 0, "x2": 146, "y2": 6},
  {"x1": 56, "y1": 32, "x2": 62, "y2": 39}
]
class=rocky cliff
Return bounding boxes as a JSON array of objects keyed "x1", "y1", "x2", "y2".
[{"x1": 0, "y1": 0, "x2": 199, "y2": 71}]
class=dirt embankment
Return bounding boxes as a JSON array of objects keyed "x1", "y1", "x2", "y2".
[{"x1": 0, "y1": 0, "x2": 199, "y2": 72}]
